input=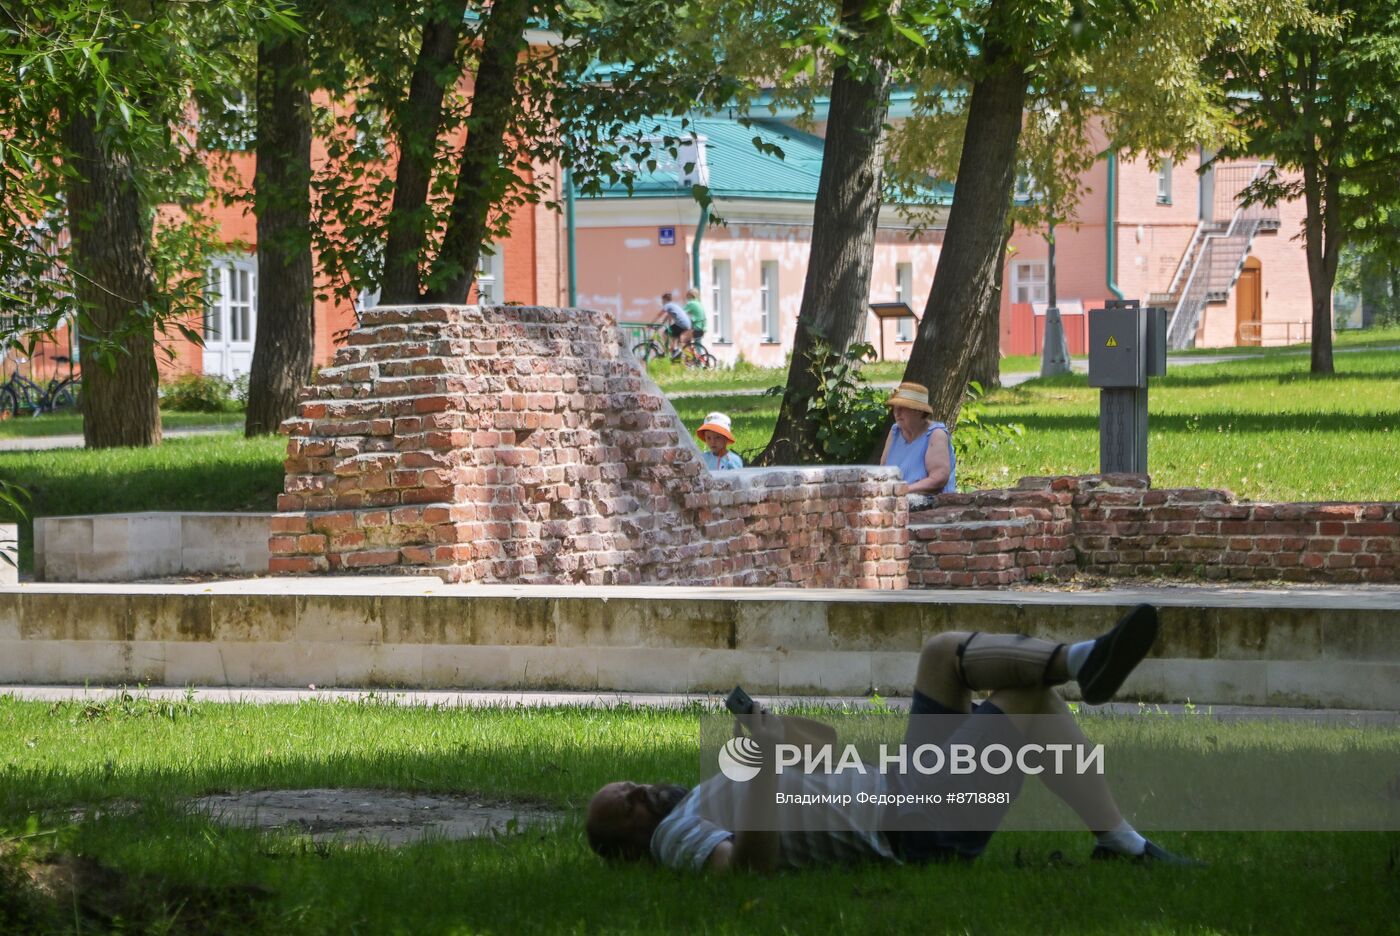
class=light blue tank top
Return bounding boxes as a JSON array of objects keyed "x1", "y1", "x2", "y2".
[{"x1": 888, "y1": 422, "x2": 956, "y2": 493}]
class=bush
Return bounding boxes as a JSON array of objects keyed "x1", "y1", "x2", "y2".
[
  {"x1": 951, "y1": 381, "x2": 1024, "y2": 489},
  {"x1": 161, "y1": 373, "x2": 241, "y2": 412},
  {"x1": 790, "y1": 336, "x2": 889, "y2": 464}
]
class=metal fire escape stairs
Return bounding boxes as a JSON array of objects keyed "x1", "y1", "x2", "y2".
[{"x1": 1152, "y1": 164, "x2": 1281, "y2": 350}]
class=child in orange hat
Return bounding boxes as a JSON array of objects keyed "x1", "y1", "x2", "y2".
[{"x1": 696, "y1": 411, "x2": 743, "y2": 471}]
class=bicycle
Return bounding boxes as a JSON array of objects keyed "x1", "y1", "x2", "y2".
[
  {"x1": 630, "y1": 324, "x2": 717, "y2": 369},
  {"x1": 0, "y1": 354, "x2": 80, "y2": 417}
]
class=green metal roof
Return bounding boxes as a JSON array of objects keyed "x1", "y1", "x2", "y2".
[{"x1": 585, "y1": 115, "x2": 951, "y2": 206}]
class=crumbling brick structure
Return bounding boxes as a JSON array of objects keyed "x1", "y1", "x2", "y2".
[
  {"x1": 910, "y1": 474, "x2": 1400, "y2": 587},
  {"x1": 270, "y1": 305, "x2": 908, "y2": 587}
]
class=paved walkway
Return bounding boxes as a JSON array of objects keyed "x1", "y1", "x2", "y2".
[
  {"x1": 667, "y1": 342, "x2": 1400, "y2": 398},
  {"x1": 3, "y1": 684, "x2": 1395, "y2": 721},
  {"x1": 0, "y1": 424, "x2": 236, "y2": 452}
]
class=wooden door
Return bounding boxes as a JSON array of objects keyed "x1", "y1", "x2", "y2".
[{"x1": 1236, "y1": 263, "x2": 1262, "y2": 346}]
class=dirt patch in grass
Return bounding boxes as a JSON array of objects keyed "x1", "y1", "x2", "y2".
[
  {"x1": 0, "y1": 839, "x2": 270, "y2": 933},
  {"x1": 193, "y1": 788, "x2": 562, "y2": 847}
]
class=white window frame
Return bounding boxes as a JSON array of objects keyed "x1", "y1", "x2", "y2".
[
  {"x1": 200, "y1": 91, "x2": 255, "y2": 151},
  {"x1": 1157, "y1": 158, "x2": 1173, "y2": 204},
  {"x1": 760, "y1": 261, "x2": 779, "y2": 343},
  {"x1": 203, "y1": 255, "x2": 257, "y2": 378},
  {"x1": 475, "y1": 245, "x2": 505, "y2": 304},
  {"x1": 711, "y1": 259, "x2": 732, "y2": 344},
  {"x1": 895, "y1": 262, "x2": 915, "y2": 342},
  {"x1": 1011, "y1": 260, "x2": 1048, "y2": 305}
]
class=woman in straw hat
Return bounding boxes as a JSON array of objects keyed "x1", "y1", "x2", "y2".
[{"x1": 879, "y1": 382, "x2": 955, "y2": 494}]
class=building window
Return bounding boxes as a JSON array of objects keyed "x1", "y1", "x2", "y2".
[
  {"x1": 1157, "y1": 158, "x2": 1173, "y2": 205},
  {"x1": 204, "y1": 257, "x2": 256, "y2": 343},
  {"x1": 711, "y1": 259, "x2": 732, "y2": 343},
  {"x1": 353, "y1": 105, "x2": 389, "y2": 160},
  {"x1": 895, "y1": 262, "x2": 914, "y2": 342},
  {"x1": 198, "y1": 90, "x2": 255, "y2": 151},
  {"x1": 202, "y1": 256, "x2": 257, "y2": 379},
  {"x1": 475, "y1": 245, "x2": 504, "y2": 304},
  {"x1": 1011, "y1": 260, "x2": 1048, "y2": 305},
  {"x1": 759, "y1": 261, "x2": 780, "y2": 342}
]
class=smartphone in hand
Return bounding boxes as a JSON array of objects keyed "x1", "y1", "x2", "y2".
[{"x1": 724, "y1": 685, "x2": 756, "y2": 716}]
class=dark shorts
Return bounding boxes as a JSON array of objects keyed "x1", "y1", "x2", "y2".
[
  {"x1": 667, "y1": 323, "x2": 687, "y2": 340},
  {"x1": 691, "y1": 327, "x2": 705, "y2": 341},
  {"x1": 884, "y1": 690, "x2": 1026, "y2": 864}
]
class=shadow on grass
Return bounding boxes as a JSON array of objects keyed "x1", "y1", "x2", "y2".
[
  {"x1": 3, "y1": 747, "x2": 1395, "y2": 936},
  {"x1": 986, "y1": 411, "x2": 1400, "y2": 434}
]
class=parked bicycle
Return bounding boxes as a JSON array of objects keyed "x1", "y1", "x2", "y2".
[
  {"x1": 630, "y1": 324, "x2": 718, "y2": 369},
  {"x1": 0, "y1": 353, "x2": 80, "y2": 417}
]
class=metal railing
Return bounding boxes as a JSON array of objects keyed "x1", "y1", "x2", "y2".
[
  {"x1": 1165, "y1": 164, "x2": 1280, "y2": 349},
  {"x1": 1238, "y1": 320, "x2": 1312, "y2": 346}
]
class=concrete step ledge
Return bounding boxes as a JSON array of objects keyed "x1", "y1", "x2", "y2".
[{"x1": 2, "y1": 581, "x2": 1397, "y2": 709}]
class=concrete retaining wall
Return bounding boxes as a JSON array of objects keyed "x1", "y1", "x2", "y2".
[
  {"x1": 2, "y1": 583, "x2": 1396, "y2": 709},
  {"x1": 35, "y1": 513, "x2": 273, "y2": 582}
]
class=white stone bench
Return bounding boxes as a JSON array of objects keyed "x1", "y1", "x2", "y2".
[{"x1": 35, "y1": 512, "x2": 272, "y2": 582}]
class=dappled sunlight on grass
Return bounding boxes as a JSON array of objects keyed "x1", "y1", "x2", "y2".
[{"x1": 1, "y1": 699, "x2": 1396, "y2": 935}]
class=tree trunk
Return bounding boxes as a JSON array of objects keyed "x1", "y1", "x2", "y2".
[
  {"x1": 1300, "y1": 162, "x2": 1335, "y2": 374},
  {"x1": 902, "y1": 19, "x2": 1027, "y2": 424},
  {"x1": 968, "y1": 227, "x2": 1012, "y2": 391},
  {"x1": 424, "y1": 0, "x2": 533, "y2": 302},
  {"x1": 755, "y1": 0, "x2": 892, "y2": 465},
  {"x1": 61, "y1": 107, "x2": 162, "y2": 449},
  {"x1": 380, "y1": 1, "x2": 469, "y2": 304},
  {"x1": 246, "y1": 27, "x2": 315, "y2": 437}
]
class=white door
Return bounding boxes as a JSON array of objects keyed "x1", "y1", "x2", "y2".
[{"x1": 203, "y1": 257, "x2": 257, "y2": 378}]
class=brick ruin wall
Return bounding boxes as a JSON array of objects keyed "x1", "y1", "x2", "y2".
[
  {"x1": 270, "y1": 305, "x2": 907, "y2": 587},
  {"x1": 910, "y1": 474, "x2": 1400, "y2": 587},
  {"x1": 269, "y1": 305, "x2": 1397, "y2": 591}
]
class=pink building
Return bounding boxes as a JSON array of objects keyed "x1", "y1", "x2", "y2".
[
  {"x1": 574, "y1": 117, "x2": 948, "y2": 367},
  {"x1": 578, "y1": 111, "x2": 1321, "y2": 364},
  {"x1": 1002, "y1": 122, "x2": 1314, "y2": 354}
]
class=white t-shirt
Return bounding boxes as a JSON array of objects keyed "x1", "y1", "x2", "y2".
[{"x1": 650, "y1": 770, "x2": 897, "y2": 872}]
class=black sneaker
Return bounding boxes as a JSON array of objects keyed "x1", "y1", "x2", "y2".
[
  {"x1": 1091, "y1": 840, "x2": 1205, "y2": 866},
  {"x1": 1077, "y1": 604, "x2": 1159, "y2": 705}
]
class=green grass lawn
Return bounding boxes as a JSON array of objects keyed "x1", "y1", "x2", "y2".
[
  {"x1": 671, "y1": 346, "x2": 1400, "y2": 502},
  {"x1": 1, "y1": 697, "x2": 1395, "y2": 934},
  {"x1": 0, "y1": 410, "x2": 244, "y2": 439},
  {"x1": 978, "y1": 347, "x2": 1400, "y2": 500},
  {"x1": 0, "y1": 434, "x2": 284, "y2": 570},
  {"x1": 650, "y1": 355, "x2": 1051, "y2": 394},
  {"x1": 652, "y1": 325, "x2": 1400, "y2": 394}
]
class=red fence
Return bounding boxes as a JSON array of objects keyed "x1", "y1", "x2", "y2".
[{"x1": 1001, "y1": 301, "x2": 1105, "y2": 358}]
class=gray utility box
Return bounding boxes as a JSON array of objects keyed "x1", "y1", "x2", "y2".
[
  {"x1": 1089, "y1": 306, "x2": 1146, "y2": 388},
  {"x1": 1089, "y1": 303, "x2": 1167, "y2": 388},
  {"x1": 1088, "y1": 300, "x2": 1167, "y2": 474}
]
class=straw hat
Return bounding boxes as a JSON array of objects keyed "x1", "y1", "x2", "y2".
[
  {"x1": 697, "y1": 411, "x2": 736, "y2": 443},
  {"x1": 885, "y1": 382, "x2": 934, "y2": 415}
]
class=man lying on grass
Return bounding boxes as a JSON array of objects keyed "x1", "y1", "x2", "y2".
[{"x1": 587, "y1": 605, "x2": 1199, "y2": 872}]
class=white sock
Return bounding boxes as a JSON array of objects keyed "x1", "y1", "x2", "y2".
[
  {"x1": 1065, "y1": 640, "x2": 1095, "y2": 679},
  {"x1": 1095, "y1": 820, "x2": 1148, "y2": 856}
]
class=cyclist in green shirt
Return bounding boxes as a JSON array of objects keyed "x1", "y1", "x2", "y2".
[{"x1": 683, "y1": 288, "x2": 707, "y2": 341}]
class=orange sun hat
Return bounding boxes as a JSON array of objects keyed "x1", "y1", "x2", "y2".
[{"x1": 696, "y1": 411, "x2": 736, "y2": 444}]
